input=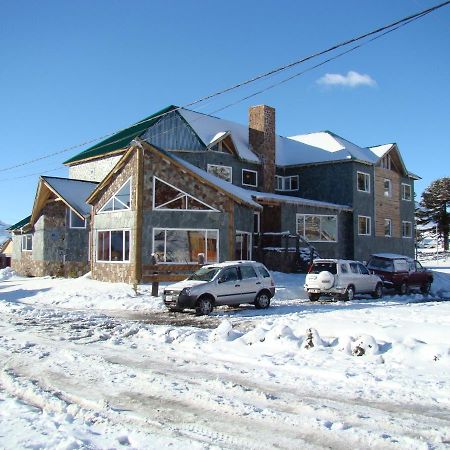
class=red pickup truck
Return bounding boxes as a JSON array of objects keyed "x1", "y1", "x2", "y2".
[{"x1": 366, "y1": 253, "x2": 433, "y2": 295}]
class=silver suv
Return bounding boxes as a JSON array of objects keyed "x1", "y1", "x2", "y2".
[
  {"x1": 163, "y1": 261, "x2": 276, "y2": 315},
  {"x1": 304, "y1": 259, "x2": 383, "y2": 301}
]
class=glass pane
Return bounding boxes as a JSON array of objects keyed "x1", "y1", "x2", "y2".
[
  {"x1": 207, "y1": 165, "x2": 232, "y2": 182},
  {"x1": 165, "y1": 230, "x2": 193, "y2": 263},
  {"x1": 187, "y1": 197, "x2": 208, "y2": 210},
  {"x1": 70, "y1": 212, "x2": 85, "y2": 228},
  {"x1": 234, "y1": 233, "x2": 243, "y2": 260},
  {"x1": 241, "y1": 265, "x2": 257, "y2": 279},
  {"x1": 305, "y1": 216, "x2": 320, "y2": 241},
  {"x1": 101, "y1": 198, "x2": 114, "y2": 212},
  {"x1": 153, "y1": 230, "x2": 165, "y2": 262},
  {"x1": 290, "y1": 176, "x2": 299, "y2": 190},
  {"x1": 358, "y1": 173, "x2": 368, "y2": 191},
  {"x1": 115, "y1": 180, "x2": 131, "y2": 208},
  {"x1": 110, "y1": 231, "x2": 124, "y2": 261},
  {"x1": 124, "y1": 230, "x2": 130, "y2": 261},
  {"x1": 242, "y1": 170, "x2": 257, "y2": 186},
  {"x1": 320, "y1": 216, "x2": 337, "y2": 241},
  {"x1": 154, "y1": 178, "x2": 183, "y2": 208},
  {"x1": 206, "y1": 230, "x2": 218, "y2": 263},
  {"x1": 97, "y1": 231, "x2": 109, "y2": 261},
  {"x1": 187, "y1": 231, "x2": 205, "y2": 262},
  {"x1": 296, "y1": 216, "x2": 305, "y2": 236}
]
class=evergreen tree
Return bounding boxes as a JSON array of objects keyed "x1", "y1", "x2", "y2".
[{"x1": 417, "y1": 177, "x2": 450, "y2": 251}]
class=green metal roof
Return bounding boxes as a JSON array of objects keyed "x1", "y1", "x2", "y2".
[
  {"x1": 64, "y1": 105, "x2": 178, "y2": 165},
  {"x1": 7, "y1": 215, "x2": 31, "y2": 231}
]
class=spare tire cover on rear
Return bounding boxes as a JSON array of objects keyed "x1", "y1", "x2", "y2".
[{"x1": 317, "y1": 271, "x2": 335, "y2": 288}]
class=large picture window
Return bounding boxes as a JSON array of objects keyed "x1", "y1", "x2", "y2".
[
  {"x1": 153, "y1": 228, "x2": 219, "y2": 264},
  {"x1": 357, "y1": 171, "x2": 370, "y2": 193},
  {"x1": 207, "y1": 164, "x2": 232, "y2": 183},
  {"x1": 153, "y1": 177, "x2": 218, "y2": 211},
  {"x1": 99, "y1": 178, "x2": 131, "y2": 213},
  {"x1": 358, "y1": 216, "x2": 371, "y2": 236},
  {"x1": 296, "y1": 214, "x2": 337, "y2": 242},
  {"x1": 97, "y1": 230, "x2": 130, "y2": 262},
  {"x1": 21, "y1": 234, "x2": 33, "y2": 251}
]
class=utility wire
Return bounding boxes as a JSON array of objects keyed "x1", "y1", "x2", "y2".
[{"x1": 0, "y1": 0, "x2": 448, "y2": 175}]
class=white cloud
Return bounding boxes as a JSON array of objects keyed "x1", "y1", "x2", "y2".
[{"x1": 317, "y1": 70, "x2": 376, "y2": 88}]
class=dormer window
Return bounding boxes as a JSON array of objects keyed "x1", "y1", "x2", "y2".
[
  {"x1": 99, "y1": 178, "x2": 131, "y2": 213},
  {"x1": 381, "y1": 154, "x2": 392, "y2": 170}
]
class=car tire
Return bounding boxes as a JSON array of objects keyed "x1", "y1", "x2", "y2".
[
  {"x1": 344, "y1": 285, "x2": 355, "y2": 301},
  {"x1": 420, "y1": 281, "x2": 432, "y2": 295},
  {"x1": 254, "y1": 291, "x2": 271, "y2": 309},
  {"x1": 398, "y1": 281, "x2": 409, "y2": 295},
  {"x1": 308, "y1": 293, "x2": 320, "y2": 302},
  {"x1": 371, "y1": 283, "x2": 383, "y2": 299},
  {"x1": 195, "y1": 297, "x2": 213, "y2": 316}
]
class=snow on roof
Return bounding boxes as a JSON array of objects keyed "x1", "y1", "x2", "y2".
[
  {"x1": 42, "y1": 177, "x2": 98, "y2": 216},
  {"x1": 285, "y1": 131, "x2": 379, "y2": 166},
  {"x1": 178, "y1": 108, "x2": 260, "y2": 163},
  {"x1": 251, "y1": 191, "x2": 352, "y2": 211},
  {"x1": 161, "y1": 150, "x2": 262, "y2": 209},
  {"x1": 369, "y1": 143, "x2": 395, "y2": 158}
]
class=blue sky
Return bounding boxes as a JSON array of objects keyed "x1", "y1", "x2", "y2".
[{"x1": 0, "y1": 0, "x2": 449, "y2": 225}]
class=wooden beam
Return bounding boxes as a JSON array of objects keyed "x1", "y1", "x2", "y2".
[{"x1": 133, "y1": 145, "x2": 144, "y2": 285}]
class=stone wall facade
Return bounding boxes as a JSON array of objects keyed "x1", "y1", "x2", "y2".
[{"x1": 69, "y1": 154, "x2": 124, "y2": 182}]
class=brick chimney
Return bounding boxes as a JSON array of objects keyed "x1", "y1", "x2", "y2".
[{"x1": 249, "y1": 105, "x2": 275, "y2": 192}]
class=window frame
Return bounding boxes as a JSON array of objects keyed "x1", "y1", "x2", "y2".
[
  {"x1": 98, "y1": 177, "x2": 132, "y2": 214},
  {"x1": 401, "y1": 183, "x2": 412, "y2": 201},
  {"x1": 152, "y1": 228, "x2": 219, "y2": 264},
  {"x1": 152, "y1": 176, "x2": 219, "y2": 212},
  {"x1": 384, "y1": 218, "x2": 392, "y2": 237},
  {"x1": 275, "y1": 175, "x2": 299, "y2": 192},
  {"x1": 383, "y1": 178, "x2": 392, "y2": 198},
  {"x1": 242, "y1": 169, "x2": 258, "y2": 187},
  {"x1": 358, "y1": 215, "x2": 371, "y2": 236},
  {"x1": 357, "y1": 171, "x2": 371, "y2": 193},
  {"x1": 402, "y1": 221, "x2": 413, "y2": 238},
  {"x1": 235, "y1": 230, "x2": 252, "y2": 260},
  {"x1": 21, "y1": 234, "x2": 33, "y2": 252},
  {"x1": 206, "y1": 164, "x2": 233, "y2": 183},
  {"x1": 96, "y1": 229, "x2": 131, "y2": 263},
  {"x1": 296, "y1": 214, "x2": 338, "y2": 243},
  {"x1": 69, "y1": 209, "x2": 86, "y2": 229}
]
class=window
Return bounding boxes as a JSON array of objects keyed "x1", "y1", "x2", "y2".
[
  {"x1": 256, "y1": 265, "x2": 271, "y2": 278},
  {"x1": 310, "y1": 262, "x2": 337, "y2": 275},
  {"x1": 240, "y1": 265, "x2": 257, "y2": 279},
  {"x1": 153, "y1": 177, "x2": 218, "y2": 211},
  {"x1": 358, "y1": 263, "x2": 370, "y2": 275},
  {"x1": 219, "y1": 267, "x2": 239, "y2": 283},
  {"x1": 381, "y1": 154, "x2": 392, "y2": 170},
  {"x1": 97, "y1": 230, "x2": 130, "y2": 262},
  {"x1": 153, "y1": 228, "x2": 218, "y2": 264},
  {"x1": 358, "y1": 216, "x2": 371, "y2": 236},
  {"x1": 402, "y1": 183, "x2": 412, "y2": 201},
  {"x1": 69, "y1": 209, "x2": 86, "y2": 229},
  {"x1": 207, "y1": 164, "x2": 232, "y2": 183},
  {"x1": 357, "y1": 171, "x2": 370, "y2": 193},
  {"x1": 384, "y1": 218, "x2": 392, "y2": 237},
  {"x1": 349, "y1": 262, "x2": 359, "y2": 274},
  {"x1": 402, "y1": 221, "x2": 412, "y2": 238},
  {"x1": 21, "y1": 234, "x2": 32, "y2": 251},
  {"x1": 242, "y1": 169, "x2": 258, "y2": 187},
  {"x1": 383, "y1": 179, "x2": 392, "y2": 197},
  {"x1": 235, "y1": 231, "x2": 252, "y2": 260},
  {"x1": 296, "y1": 214, "x2": 337, "y2": 242},
  {"x1": 340, "y1": 264, "x2": 348, "y2": 273},
  {"x1": 275, "y1": 175, "x2": 299, "y2": 191},
  {"x1": 99, "y1": 178, "x2": 131, "y2": 213}
]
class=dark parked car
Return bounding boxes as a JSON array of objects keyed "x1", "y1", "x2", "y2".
[{"x1": 366, "y1": 253, "x2": 433, "y2": 295}]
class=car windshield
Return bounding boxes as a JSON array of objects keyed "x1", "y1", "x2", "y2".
[
  {"x1": 367, "y1": 257, "x2": 395, "y2": 272},
  {"x1": 309, "y1": 262, "x2": 337, "y2": 275},
  {"x1": 188, "y1": 267, "x2": 220, "y2": 282}
]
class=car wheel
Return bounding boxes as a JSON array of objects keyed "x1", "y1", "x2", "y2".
[
  {"x1": 308, "y1": 293, "x2": 320, "y2": 302},
  {"x1": 420, "y1": 281, "x2": 432, "y2": 295},
  {"x1": 371, "y1": 283, "x2": 383, "y2": 299},
  {"x1": 398, "y1": 281, "x2": 409, "y2": 295},
  {"x1": 344, "y1": 285, "x2": 355, "y2": 301},
  {"x1": 254, "y1": 292, "x2": 271, "y2": 309},
  {"x1": 195, "y1": 297, "x2": 213, "y2": 316}
]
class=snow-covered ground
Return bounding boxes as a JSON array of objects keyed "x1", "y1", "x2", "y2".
[{"x1": 1, "y1": 260, "x2": 450, "y2": 449}]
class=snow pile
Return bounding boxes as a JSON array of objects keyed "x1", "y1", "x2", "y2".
[{"x1": 0, "y1": 267, "x2": 15, "y2": 281}]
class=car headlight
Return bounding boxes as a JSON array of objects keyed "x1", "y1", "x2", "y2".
[{"x1": 180, "y1": 287, "x2": 192, "y2": 296}]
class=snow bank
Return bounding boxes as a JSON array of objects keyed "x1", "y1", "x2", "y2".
[{"x1": 0, "y1": 267, "x2": 15, "y2": 281}]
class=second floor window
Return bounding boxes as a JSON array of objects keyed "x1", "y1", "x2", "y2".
[
  {"x1": 242, "y1": 169, "x2": 258, "y2": 187},
  {"x1": 357, "y1": 172, "x2": 370, "y2": 193},
  {"x1": 358, "y1": 216, "x2": 371, "y2": 236},
  {"x1": 402, "y1": 183, "x2": 412, "y2": 201},
  {"x1": 207, "y1": 164, "x2": 232, "y2": 183},
  {"x1": 275, "y1": 175, "x2": 299, "y2": 191},
  {"x1": 383, "y1": 179, "x2": 392, "y2": 197}
]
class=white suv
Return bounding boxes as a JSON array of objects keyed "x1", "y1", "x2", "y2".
[
  {"x1": 163, "y1": 261, "x2": 276, "y2": 315},
  {"x1": 304, "y1": 259, "x2": 383, "y2": 301}
]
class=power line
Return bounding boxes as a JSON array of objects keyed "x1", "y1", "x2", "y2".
[{"x1": 0, "y1": 0, "x2": 448, "y2": 175}]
